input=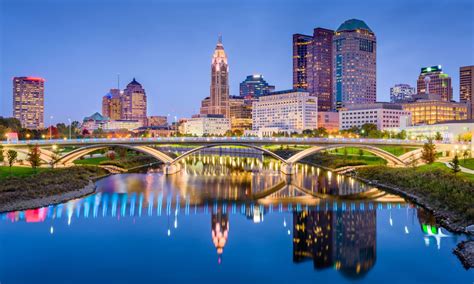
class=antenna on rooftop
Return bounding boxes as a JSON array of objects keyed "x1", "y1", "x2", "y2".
[{"x1": 117, "y1": 73, "x2": 120, "y2": 90}]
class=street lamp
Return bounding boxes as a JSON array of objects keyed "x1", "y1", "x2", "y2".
[
  {"x1": 68, "y1": 118, "x2": 72, "y2": 140},
  {"x1": 49, "y1": 115, "x2": 54, "y2": 140}
]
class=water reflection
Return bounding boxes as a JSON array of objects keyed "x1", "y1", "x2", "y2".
[{"x1": 0, "y1": 154, "x2": 468, "y2": 283}]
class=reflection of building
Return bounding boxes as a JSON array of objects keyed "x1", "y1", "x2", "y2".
[
  {"x1": 293, "y1": 209, "x2": 376, "y2": 278},
  {"x1": 211, "y1": 212, "x2": 229, "y2": 263},
  {"x1": 339, "y1": 103, "x2": 411, "y2": 130},
  {"x1": 13, "y1": 76, "x2": 45, "y2": 129},
  {"x1": 460, "y1": 66, "x2": 474, "y2": 119},
  {"x1": 181, "y1": 114, "x2": 230, "y2": 136},
  {"x1": 239, "y1": 74, "x2": 275, "y2": 99},
  {"x1": 201, "y1": 36, "x2": 230, "y2": 118},
  {"x1": 251, "y1": 89, "x2": 317, "y2": 136},
  {"x1": 390, "y1": 84, "x2": 415, "y2": 103},
  {"x1": 333, "y1": 19, "x2": 376, "y2": 109},
  {"x1": 417, "y1": 65, "x2": 453, "y2": 102}
]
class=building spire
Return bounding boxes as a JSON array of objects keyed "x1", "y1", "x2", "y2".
[{"x1": 217, "y1": 34, "x2": 222, "y2": 45}]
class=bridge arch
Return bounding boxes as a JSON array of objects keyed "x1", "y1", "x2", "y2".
[
  {"x1": 55, "y1": 144, "x2": 173, "y2": 166},
  {"x1": 286, "y1": 144, "x2": 406, "y2": 166},
  {"x1": 170, "y1": 143, "x2": 287, "y2": 165}
]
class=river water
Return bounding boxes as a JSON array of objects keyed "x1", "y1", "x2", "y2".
[{"x1": 0, "y1": 155, "x2": 472, "y2": 283}]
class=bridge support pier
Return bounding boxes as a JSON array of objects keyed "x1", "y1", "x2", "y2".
[
  {"x1": 280, "y1": 163, "x2": 295, "y2": 175},
  {"x1": 163, "y1": 163, "x2": 181, "y2": 175}
]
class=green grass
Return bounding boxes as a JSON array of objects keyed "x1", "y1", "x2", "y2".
[
  {"x1": 0, "y1": 166, "x2": 51, "y2": 179},
  {"x1": 73, "y1": 157, "x2": 108, "y2": 165},
  {"x1": 418, "y1": 162, "x2": 474, "y2": 182},
  {"x1": 460, "y1": 158, "x2": 474, "y2": 170},
  {"x1": 376, "y1": 146, "x2": 419, "y2": 157}
]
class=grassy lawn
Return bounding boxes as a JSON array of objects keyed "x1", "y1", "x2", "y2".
[
  {"x1": 73, "y1": 157, "x2": 108, "y2": 165},
  {"x1": 460, "y1": 158, "x2": 474, "y2": 170},
  {"x1": 0, "y1": 166, "x2": 51, "y2": 179},
  {"x1": 418, "y1": 162, "x2": 474, "y2": 182},
  {"x1": 376, "y1": 146, "x2": 419, "y2": 156}
]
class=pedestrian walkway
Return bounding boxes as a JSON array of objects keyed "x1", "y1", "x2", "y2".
[{"x1": 442, "y1": 161, "x2": 474, "y2": 174}]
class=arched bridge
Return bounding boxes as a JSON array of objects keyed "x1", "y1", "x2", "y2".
[{"x1": 1, "y1": 137, "x2": 464, "y2": 174}]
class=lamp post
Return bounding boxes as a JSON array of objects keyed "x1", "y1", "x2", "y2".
[
  {"x1": 49, "y1": 115, "x2": 54, "y2": 140},
  {"x1": 68, "y1": 118, "x2": 72, "y2": 140}
]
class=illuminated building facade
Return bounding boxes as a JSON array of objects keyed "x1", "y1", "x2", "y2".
[
  {"x1": 402, "y1": 99, "x2": 468, "y2": 125},
  {"x1": 251, "y1": 89, "x2": 317, "y2": 136},
  {"x1": 13, "y1": 77, "x2": 45, "y2": 129},
  {"x1": 239, "y1": 74, "x2": 275, "y2": 99},
  {"x1": 81, "y1": 112, "x2": 141, "y2": 132},
  {"x1": 460, "y1": 65, "x2": 474, "y2": 119},
  {"x1": 122, "y1": 78, "x2": 147, "y2": 126},
  {"x1": 147, "y1": 115, "x2": 168, "y2": 127},
  {"x1": 390, "y1": 84, "x2": 415, "y2": 103},
  {"x1": 292, "y1": 28, "x2": 334, "y2": 111},
  {"x1": 229, "y1": 96, "x2": 252, "y2": 131},
  {"x1": 416, "y1": 65, "x2": 453, "y2": 102},
  {"x1": 317, "y1": 111, "x2": 340, "y2": 133},
  {"x1": 201, "y1": 36, "x2": 230, "y2": 118},
  {"x1": 102, "y1": 88, "x2": 122, "y2": 120},
  {"x1": 333, "y1": 19, "x2": 376, "y2": 109},
  {"x1": 339, "y1": 103, "x2": 411, "y2": 130},
  {"x1": 181, "y1": 114, "x2": 230, "y2": 136}
]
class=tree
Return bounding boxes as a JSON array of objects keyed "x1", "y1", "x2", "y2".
[
  {"x1": 396, "y1": 130, "x2": 407, "y2": 140},
  {"x1": 358, "y1": 149, "x2": 364, "y2": 158},
  {"x1": 449, "y1": 155, "x2": 461, "y2": 175},
  {"x1": 27, "y1": 145, "x2": 41, "y2": 172},
  {"x1": 463, "y1": 150, "x2": 470, "y2": 163},
  {"x1": 343, "y1": 148, "x2": 348, "y2": 163},
  {"x1": 421, "y1": 139, "x2": 436, "y2": 164},
  {"x1": 314, "y1": 127, "x2": 328, "y2": 137},
  {"x1": 434, "y1": 132, "x2": 443, "y2": 141},
  {"x1": 0, "y1": 145, "x2": 4, "y2": 165},
  {"x1": 7, "y1": 150, "x2": 17, "y2": 175}
]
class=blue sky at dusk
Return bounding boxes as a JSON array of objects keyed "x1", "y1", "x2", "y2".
[{"x1": 1, "y1": 0, "x2": 473, "y2": 124}]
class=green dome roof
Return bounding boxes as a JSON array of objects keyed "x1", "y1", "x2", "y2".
[{"x1": 337, "y1": 19, "x2": 373, "y2": 33}]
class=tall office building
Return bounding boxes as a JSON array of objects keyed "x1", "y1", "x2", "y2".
[
  {"x1": 390, "y1": 84, "x2": 416, "y2": 103},
  {"x1": 292, "y1": 34, "x2": 313, "y2": 89},
  {"x1": 122, "y1": 78, "x2": 147, "y2": 126},
  {"x1": 460, "y1": 65, "x2": 474, "y2": 119},
  {"x1": 202, "y1": 36, "x2": 230, "y2": 118},
  {"x1": 416, "y1": 65, "x2": 453, "y2": 101},
  {"x1": 102, "y1": 88, "x2": 122, "y2": 120},
  {"x1": 292, "y1": 28, "x2": 334, "y2": 111},
  {"x1": 239, "y1": 74, "x2": 275, "y2": 98},
  {"x1": 13, "y1": 77, "x2": 45, "y2": 129},
  {"x1": 308, "y1": 28, "x2": 334, "y2": 111},
  {"x1": 333, "y1": 19, "x2": 376, "y2": 109}
]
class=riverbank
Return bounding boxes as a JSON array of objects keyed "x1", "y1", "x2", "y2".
[{"x1": 0, "y1": 166, "x2": 107, "y2": 213}]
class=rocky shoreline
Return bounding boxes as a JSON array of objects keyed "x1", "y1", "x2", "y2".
[{"x1": 0, "y1": 181, "x2": 97, "y2": 213}]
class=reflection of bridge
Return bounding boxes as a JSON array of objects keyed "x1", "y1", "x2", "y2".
[{"x1": 3, "y1": 137, "x2": 462, "y2": 174}]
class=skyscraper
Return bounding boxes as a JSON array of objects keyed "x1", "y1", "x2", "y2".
[
  {"x1": 390, "y1": 84, "x2": 416, "y2": 103},
  {"x1": 102, "y1": 88, "x2": 122, "y2": 120},
  {"x1": 416, "y1": 65, "x2": 453, "y2": 101},
  {"x1": 122, "y1": 78, "x2": 147, "y2": 125},
  {"x1": 239, "y1": 74, "x2": 275, "y2": 98},
  {"x1": 13, "y1": 77, "x2": 45, "y2": 129},
  {"x1": 292, "y1": 29, "x2": 334, "y2": 111},
  {"x1": 460, "y1": 65, "x2": 474, "y2": 119},
  {"x1": 292, "y1": 34, "x2": 313, "y2": 90},
  {"x1": 202, "y1": 36, "x2": 230, "y2": 118},
  {"x1": 308, "y1": 28, "x2": 334, "y2": 111},
  {"x1": 333, "y1": 19, "x2": 376, "y2": 109}
]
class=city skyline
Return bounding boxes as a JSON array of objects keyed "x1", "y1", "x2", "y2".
[{"x1": 1, "y1": 0, "x2": 473, "y2": 124}]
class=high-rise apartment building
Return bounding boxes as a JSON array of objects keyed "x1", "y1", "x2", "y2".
[
  {"x1": 390, "y1": 84, "x2": 416, "y2": 103},
  {"x1": 333, "y1": 19, "x2": 376, "y2": 109},
  {"x1": 239, "y1": 74, "x2": 275, "y2": 98},
  {"x1": 292, "y1": 28, "x2": 333, "y2": 111},
  {"x1": 460, "y1": 65, "x2": 474, "y2": 119},
  {"x1": 122, "y1": 78, "x2": 147, "y2": 126},
  {"x1": 13, "y1": 77, "x2": 45, "y2": 129},
  {"x1": 416, "y1": 65, "x2": 453, "y2": 101},
  {"x1": 102, "y1": 88, "x2": 122, "y2": 120},
  {"x1": 201, "y1": 36, "x2": 230, "y2": 118}
]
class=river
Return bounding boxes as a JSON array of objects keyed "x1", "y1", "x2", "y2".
[{"x1": 0, "y1": 155, "x2": 472, "y2": 283}]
